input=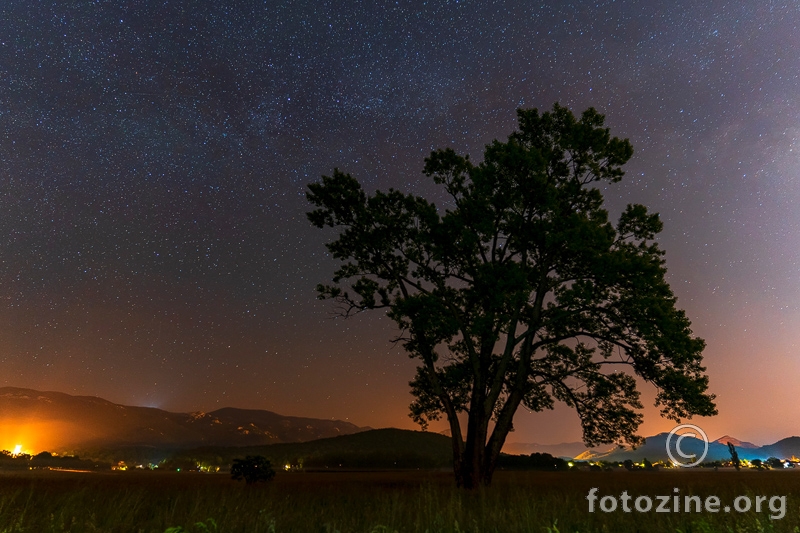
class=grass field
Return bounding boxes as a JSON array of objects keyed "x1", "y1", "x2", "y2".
[{"x1": 1, "y1": 469, "x2": 799, "y2": 532}]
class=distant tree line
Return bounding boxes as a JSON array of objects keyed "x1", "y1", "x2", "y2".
[
  {"x1": 0, "y1": 450, "x2": 108, "y2": 470},
  {"x1": 496, "y1": 453, "x2": 570, "y2": 471}
]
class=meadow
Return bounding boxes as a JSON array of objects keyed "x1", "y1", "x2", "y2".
[{"x1": 1, "y1": 469, "x2": 799, "y2": 533}]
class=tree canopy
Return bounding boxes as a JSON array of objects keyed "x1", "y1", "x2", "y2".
[{"x1": 307, "y1": 103, "x2": 716, "y2": 488}]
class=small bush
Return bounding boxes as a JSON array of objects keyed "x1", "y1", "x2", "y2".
[{"x1": 230, "y1": 455, "x2": 276, "y2": 484}]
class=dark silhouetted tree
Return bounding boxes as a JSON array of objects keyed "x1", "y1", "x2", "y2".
[
  {"x1": 230, "y1": 455, "x2": 275, "y2": 484},
  {"x1": 307, "y1": 103, "x2": 717, "y2": 488},
  {"x1": 767, "y1": 457, "x2": 784, "y2": 469},
  {"x1": 727, "y1": 441, "x2": 740, "y2": 470}
]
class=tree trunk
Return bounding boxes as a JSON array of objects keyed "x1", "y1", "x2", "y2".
[
  {"x1": 454, "y1": 443, "x2": 484, "y2": 489},
  {"x1": 452, "y1": 429, "x2": 504, "y2": 488},
  {"x1": 452, "y1": 406, "x2": 490, "y2": 489},
  {"x1": 450, "y1": 392, "x2": 524, "y2": 488}
]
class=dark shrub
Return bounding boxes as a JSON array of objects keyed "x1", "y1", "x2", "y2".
[{"x1": 230, "y1": 455, "x2": 276, "y2": 484}]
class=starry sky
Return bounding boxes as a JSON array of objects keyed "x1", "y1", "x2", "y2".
[{"x1": 2, "y1": 0, "x2": 799, "y2": 446}]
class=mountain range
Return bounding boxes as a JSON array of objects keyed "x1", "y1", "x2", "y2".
[
  {"x1": 496, "y1": 433, "x2": 796, "y2": 463},
  {"x1": 0, "y1": 387, "x2": 367, "y2": 454},
  {"x1": 4, "y1": 387, "x2": 800, "y2": 464}
]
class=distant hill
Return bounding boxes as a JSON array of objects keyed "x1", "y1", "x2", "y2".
[
  {"x1": 758, "y1": 437, "x2": 800, "y2": 461},
  {"x1": 504, "y1": 435, "x2": 760, "y2": 460},
  {"x1": 569, "y1": 433, "x2": 800, "y2": 464},
  {"x1": 713, "y1": 435, "x2": 758, "y2": 449},
  {"x1": 592, "y1": 433, "x2": 732, "y2": 463},
  {"x1": 0, "y1": 387, "x2": 366, "y2": 454},
  {"x1": 504, "y1": 441, "x2": 616, "y2": 458},
  {"x1": 167, "y1": 427, "x2": 454, "y2": 470}
]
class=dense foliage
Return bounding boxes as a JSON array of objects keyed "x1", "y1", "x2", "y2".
[{"x1": 308, "y1": 104, "x2": 716, "y2": 487}]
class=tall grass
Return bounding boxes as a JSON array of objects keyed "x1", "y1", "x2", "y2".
[{"x1": 0, "y1": 469, "x2": 798, "y2": 532}]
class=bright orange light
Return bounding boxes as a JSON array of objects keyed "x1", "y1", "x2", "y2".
[
  {"x1": 12, "y1": 445, "x2": 22, "y2": 456},
  {"x1": 1, "y1": 419, "x2": 81, "y2": 455}
]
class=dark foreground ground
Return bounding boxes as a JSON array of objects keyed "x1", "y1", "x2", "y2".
[{"x1": 1, "y1": 468, "x2": 799, "y2": 532}]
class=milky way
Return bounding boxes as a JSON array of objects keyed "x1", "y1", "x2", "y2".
[{"x1": 2, "y1": 0, "x2": 799, "y2": 444}]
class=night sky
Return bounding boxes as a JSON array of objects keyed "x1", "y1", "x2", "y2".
[{"x1": 2, "y1": 0, "x2": 799, "y2": 446}]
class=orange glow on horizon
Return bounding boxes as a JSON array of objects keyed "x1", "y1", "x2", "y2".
[{"x1": 0, "y1": 419, "x2": 82, "y2": 455}]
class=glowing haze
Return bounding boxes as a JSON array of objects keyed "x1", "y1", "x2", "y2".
[
  {"x1": 1, "y1": 1, "x2": 799, "y2": 448},
  {"x1": 0, "y1": 421, "x2": 78, "y2": 456}
]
